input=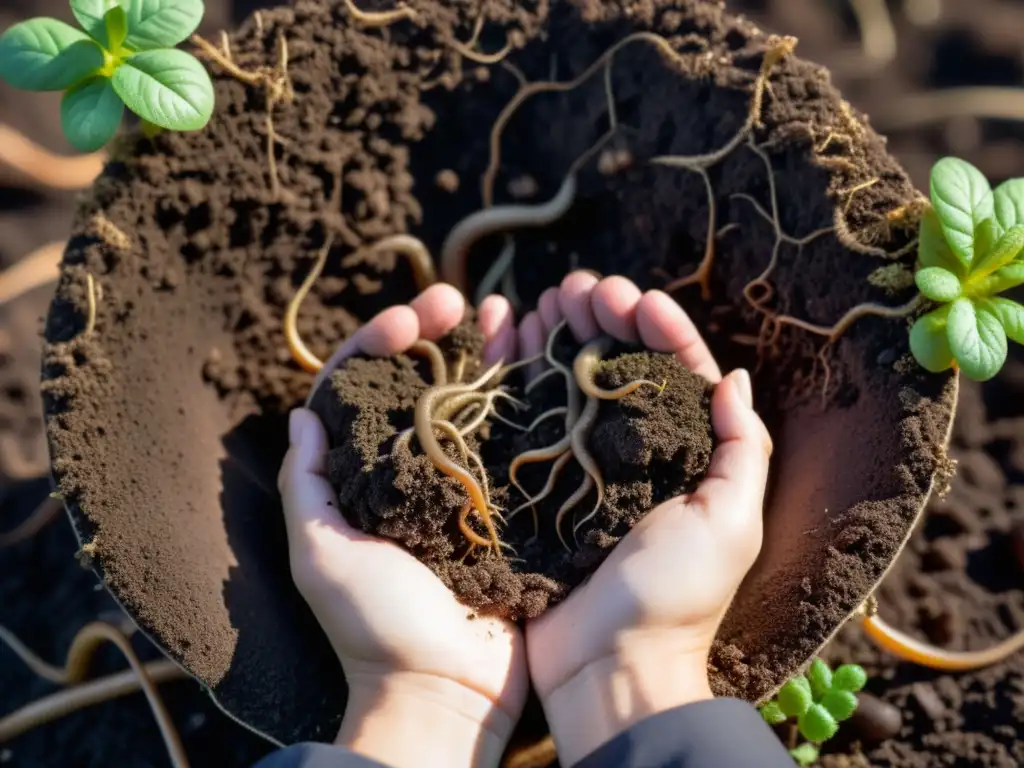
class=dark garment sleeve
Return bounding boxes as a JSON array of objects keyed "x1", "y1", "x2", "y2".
[
  {"x1": 252, "y1": 743, "x2": 388, "y2": 768},
  {"x1": 572, "y1": 697, "x2": 795, "y2": 768}
]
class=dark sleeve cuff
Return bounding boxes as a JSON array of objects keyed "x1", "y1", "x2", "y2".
[
  {"x1": 252, "y1": 743, "x2": 389, "y2": 768},
  {"x1": 572, "y1": 698, "x2": 795, "y2": 768}
]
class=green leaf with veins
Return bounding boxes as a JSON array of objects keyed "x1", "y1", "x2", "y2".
[
  {"x1": 71, "y1": 0, "x2": 128, "y2": 50},
  {"x1": 970, "y1": 225, "x2": 1024, "y2": 279},
  {"x1": 112, "y1": 49, "x2": 214, "y2": 130},
  {"x1": 974, "y1": 217, "x2": 1001, "y2": 263},
  {"x1": 981, "y1": 297, "x2": 1024, "y2": 345},
  {"x1": 910, "y1": 306, "x2": 954, "y2": 373},
  {"x1": 0, "y1": 18, "x2": 105, "y2": 91},
  {"x1": 970, "y1": 262, "x2": 1024, "y2": 296},
  {"x1": 994, "y1": 179, "x2": 1024, "y2": 232},
  {"x1": 947, "y1": 298, "x2": 1007, "y2": 381},
  {"x1": 918, "y1": 207, "x2": 964, "y2": 277},
  {"x1": 104, "y1": 6, "x2": 129, "y2": 53},
  {"x1": 930, "y1": 157, "x2": 994, "y2": 269},
  {"x1": 61, "y1": 76, "x2": 124, "y2": 151},
  {"x1": 915, "y1": 266, "x2": 962, "y2": 302},
  {"x1": 122, "y1": 0, "x2": 205, "y2": 51}
]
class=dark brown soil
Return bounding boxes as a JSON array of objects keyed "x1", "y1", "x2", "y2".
[
  {"x1": 309, "y1": 322, "x2": 714, "y2": 620},
  {"x1": 35, "y1": 0, "x2": 954, "y2": 755}
]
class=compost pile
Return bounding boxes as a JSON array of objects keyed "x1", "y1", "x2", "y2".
[{"x1": 0, "y1": 0, "x2": 1022, "y2": 767}]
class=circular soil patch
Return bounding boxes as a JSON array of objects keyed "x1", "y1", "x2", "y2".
[{"x1": 42, "y1": 0, "x2": 957, "y2": 752}]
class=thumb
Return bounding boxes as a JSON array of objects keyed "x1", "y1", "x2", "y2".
[
  {"x1": 278, "y1": 408, "x2": 363, "y2": 547},
  {"x1": 692, "y1": 369, "x2": 773, "y2": 557}
]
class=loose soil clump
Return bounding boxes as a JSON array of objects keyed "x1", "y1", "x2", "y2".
[
  {"x1": 309, "y1": 320, "x2": 714, "y2": 620},
  {"x1": 38, "y1": 0, "x2": 955, "y2": 750}
]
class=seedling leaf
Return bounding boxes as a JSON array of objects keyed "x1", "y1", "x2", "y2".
[
  {"x1": 832, "y1": 664, "x2": 868, "y2": 693},
  {"x1": 797, "y1": 703, "x2": 838, "y2": 743},
  {"x1": 974, "y1": 217, "x2": 1001, "y2": 264},
  {"x1": 947, "y1": 298, "x2": 1007, "y2": 382},
  {"x1": 778, "y1": 677, "x2": 813, "y2": 718},
  {"x1": 807, "y1": 659, "x2": 832, "y2": 701},
  {"x1": 919, "y1": 208, "x2": 964, "y2": 276},
  {"x1": 971, "y1": 263, "x2": 1024, "y2": 297},
  {"x1": 61, "y1": 76, "x2": 124, "y2": 151},
  {"x1": 112, "y1": 49, "x2": 213, "y2": 130},
  {"x1": 789, "y1": 743, "x2": 820, "y2": 767},
  {"x1": 981, "y1": 297, "x2": 1024, "y2": 345},
  {"x1": 820, "y1": 690, "x2": 858, "y2": 722},
  {"x1": 994, "y1": 179, "x2": 1024, "y2": 232},
  {"x1": 123, "y1": 0, "x2": 205, "y2": 51},
  {"x1": 0, "y1": 19, "x2": 105, "y2": 91},
  {"x1": 970, "y1": 225, "x2": 1024, "y2": 279},
  {"x1": 71, "y1": 0, "x2": 128, "y2": 50},
  {"x1": 915, "y1": 266, "x2": 962, "y2": 302},
  {"x1": 910, "y1": 308, "x2": 955, "y2": 374},
  {"x1": 104, "y1": 6, "x2": 129, "y2": 53},
  {"x1": 759, "y1": 701, "x2": 787, "y2": 726},
  {"x1": 930, "y1": 157, "x2": 994, "y2": 268}
]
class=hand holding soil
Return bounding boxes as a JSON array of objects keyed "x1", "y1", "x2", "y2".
[
  {"x1": 278, "y1": 283, "x2": 528, "y2": 768},
  {"x1": 285, "y1": 273, "x2": 772, "y2": 766}
]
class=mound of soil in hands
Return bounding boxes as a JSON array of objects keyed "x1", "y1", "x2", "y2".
[
  {"x1": 38, "y1": 0, "x2": 955, "y2": 750},
  {"x1": 309, "y1": 321, "x2": 714, "y2": 620}
]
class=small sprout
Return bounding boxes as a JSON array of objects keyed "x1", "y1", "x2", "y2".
[
  {"x1": 806, "y1": 657, "x2": 833, "y2": 700},
  {"x1": 0, "y1": 0, "x2": 215, "y2": 152},
  {"x1": 777, "y1": 675, "x2": 813, "y2": 717},
  {"x1": 912, "y1": 157, "x2": 1024, "y2": 381},
  {"x1": 760, "y1": 658, "x2": 869, "y2": 765},
  {"x1": 788, "y1": 742, "x2": 820, "y2": 767}
]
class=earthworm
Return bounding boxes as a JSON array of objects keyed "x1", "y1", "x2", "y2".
[
  {"x1": 0, "y1": 124, "x2": 103, "y2": 190},
  {"x1": 860, "y1": 614, "x2": 1024, "y2": 671},
  {"x1": 408, "y1": 339, "x2": 447, "y2": 385},
  {"x1": 506, "y1": 450, "x2": 572, "y2": 522},
  {"x1": 474, "y1": 237, "x2": 516, "y2": 308},
  {"x1": 342, "y1": 0, "x2": 417, "y2": 26},
  {"x1": 0, "y1": 622, "x2": 188, "y2": 766},
  {"x1": 285, "y1": 237, "x2": 334, "y2": 373},
  {"x1": 565, "y1": 394, "x2": 604, "y2": 543},
  {"x1": 573, "y1": 338, "x2": 665, "y2": 400},
  {"x1": 416, "y1": 361, "x2": 506, "y2": 553},
  {"x1": 0, "y1": 241, "x2": 63, "y2": 309},
  {"x1": 365, "y1": 234, "x2": 437, "y2": 292},
  {"x1": 554, "y1": 473, "x2": 594, "y2": 552},
  {"x1": 440, "y1": 175, "x2": 577, "y2": 295}
]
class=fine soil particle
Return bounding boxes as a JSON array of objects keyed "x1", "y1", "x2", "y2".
[
  {"x1": 309, "y1": 322, "x2": 714, "y2": 620},
  {"x1": 38, "y1": 0, "x2": 955, "y2": 750}
]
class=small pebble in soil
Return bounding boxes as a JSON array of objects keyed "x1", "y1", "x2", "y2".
[
  {"x1": 909, "y1": 683, "x2": 947, "y2": 723},
  {"x1": 850, "y1": 692, "x2": 903, "y2": 743},
  {"x1": 435, "y1": 169, "x2": 459, "y2": 192}
]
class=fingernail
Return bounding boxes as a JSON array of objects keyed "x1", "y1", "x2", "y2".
[
  {"x1": 289, "y1": 409, "x2": 307, "y2": 446},
  {"x1": 734, "y1": 369, "x2": 753, "y2": 409}
]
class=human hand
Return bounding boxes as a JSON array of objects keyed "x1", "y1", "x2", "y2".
[
  {"x1": 278, "y1": 284, "x2": 527, "y2": 768},
  {"x1": 521, "y1": 272, "x2": 773, "y2": 765}
]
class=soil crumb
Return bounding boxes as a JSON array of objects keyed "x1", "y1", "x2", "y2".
[{"x1": 310, "y1": 323, "x2": 714, "y2": 620}]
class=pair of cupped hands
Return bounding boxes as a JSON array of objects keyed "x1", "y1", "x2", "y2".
[{"x1": 278, "y1": 272, "x2": 773, "y2": 768}]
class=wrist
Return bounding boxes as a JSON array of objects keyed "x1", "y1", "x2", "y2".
[
  {"x1": 337, "y1": 671, "x2": 514, "y2": 768},
  {"x1": 540, "y1": 632, "x2": 713, "y2": 766}
]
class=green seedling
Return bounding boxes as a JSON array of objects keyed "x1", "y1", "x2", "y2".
[
  {"x1": 0, "y1": 0, "x2": 214, "y2": 152},
  {"x1": 911, "y1": 157, "x2": 1024, "y2": 382},
  {"x1": 759, "y1": 658, "x2": 867, "y2": 766}
]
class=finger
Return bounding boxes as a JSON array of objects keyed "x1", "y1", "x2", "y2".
[
  {"x1": 307, "y1": 305, "x2": 420, "y2": 404},
  {"x1": 538, "y1": 287, "x2": 562, "y2": 335},
  {"x1": 411, "y1": 283, "x2": 465, "y2": 341},
  {"x1": 693, "y1": 370, "x2": 772, "y2": 558},
  {"x1": 591, "y1": 276, "x2": 642, "y2": 343},
  {"x1": 636, "y1": 290, "x2": 722, "y2": 383},
  {"x1": 558, "y1": 270, "x2": 601, "y2": 342},
  {"x1": 478, "y1": 294, "x2": 518, "y2": 364},
  {"x1": 278, "y1": 409, "x2": 364, "y2": 545},
  {"x1": 519, "y1": 311, "x2": 547, "y2": 383}
]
